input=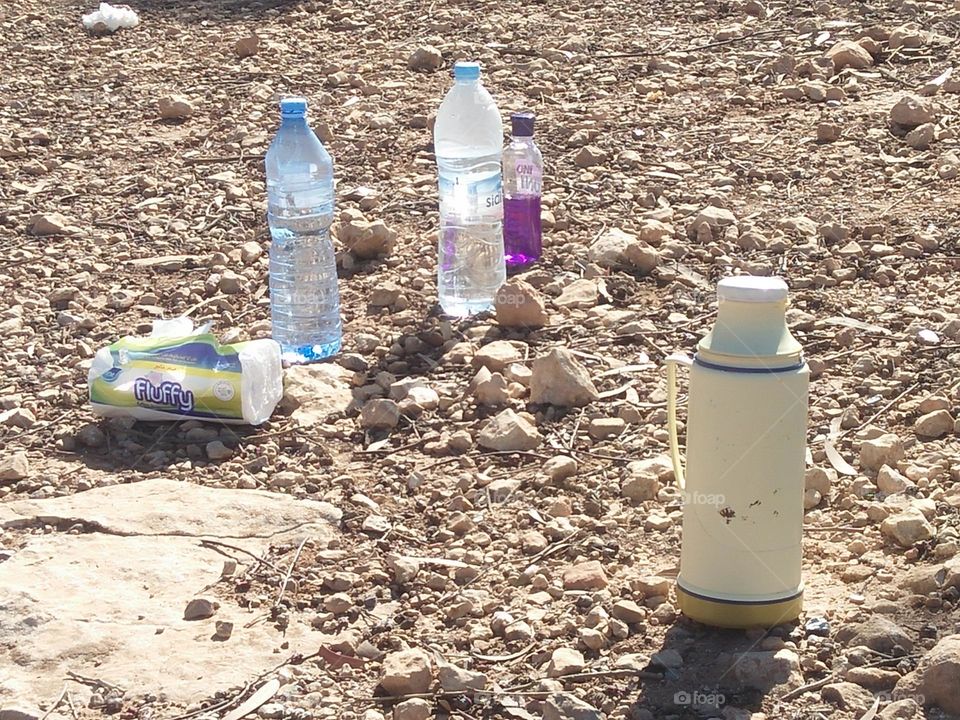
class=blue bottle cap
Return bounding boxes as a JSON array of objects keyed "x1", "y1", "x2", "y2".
[
  {"x1": 279, "y1": 96, "x2": 308, "y2": 118},
  {"x1": 454, "y1": 61, "x2": 481, "y2": 81}
]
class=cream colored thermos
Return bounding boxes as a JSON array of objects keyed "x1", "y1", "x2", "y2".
[{"x1": 666, "y1": 276, "x2": 808, "y2": 628}]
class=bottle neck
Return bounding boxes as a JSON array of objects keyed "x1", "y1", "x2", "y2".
[
  {"x1": 511, "y1": 135, "x2": 536, "y2": 145},
  {"x1": 455, "y1": 78, "x2": 480, "y2": 86},
  {"x1": 281, "y1": 115, "x2": 308, "y2": 127}
]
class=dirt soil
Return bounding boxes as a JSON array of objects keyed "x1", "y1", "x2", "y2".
[{"x1": 2, "y1": 0, "x2": 960, "y2": 719}]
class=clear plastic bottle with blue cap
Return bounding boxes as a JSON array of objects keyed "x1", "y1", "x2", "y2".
[
  {"x1": 433, "y1": 61, "x2": 506, "y2": 316},
  {"x1": 265, "y1": 96, "x2": 341, "y2": 364}
]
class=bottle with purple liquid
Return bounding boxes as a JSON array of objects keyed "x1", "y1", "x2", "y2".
[{"x1": 503, "y1": 112, "x2": 543, "y2": 268}]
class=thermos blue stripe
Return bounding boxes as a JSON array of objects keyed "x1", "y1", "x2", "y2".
[{"x1": 694, "y1": 356, "x2": 805, "y2": 374}]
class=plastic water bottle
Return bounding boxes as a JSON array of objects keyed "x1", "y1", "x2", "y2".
[
  {"x1": 503, "y1": 111, "x2": 543, "y2": 268},
  {"x1": 434, "y1": 61, "x2": 506, "y2": 316},
  {"x1": 266, "y1": 97, "x2": 341, "y2": 364}
]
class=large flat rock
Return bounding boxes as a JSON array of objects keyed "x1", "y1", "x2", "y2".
[
  {"x1": 1, "y1": 477, "x2": 341, "y2": 536},
  {"x1": 0, "y1": 479, "x2": 341, "y2": 715}
]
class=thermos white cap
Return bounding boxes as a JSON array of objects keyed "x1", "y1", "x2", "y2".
[{"x1": 717, "y1": 276, "x2": 788, "y2": 303}]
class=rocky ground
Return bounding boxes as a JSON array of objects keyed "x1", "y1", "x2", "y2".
[{"x1": 2, "y1": 0, "x2": 960, "y2": 719}]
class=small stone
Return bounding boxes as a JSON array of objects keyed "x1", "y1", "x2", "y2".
[
  {"x1": 817, "y1": 122, "x2": 841, "y2": 143},
  {"x1": 824, "y1": 40, "x2": 873, "y2": 70},
  {"x1": 495, "y1": 278, "x2": 548, "y2": 327},
  {"x1": 27, "y1": 213, "x2": 80, "y2": 236},
  {"x1": 915, "y1": 409, "x2": 953, "y2": 438},
  {"x1": 621, "y1": 461, "x2": 662, "y2": 502},
  {"x1": 821, "y1": 682, "x2": 875, "y2": 712},
  {"x1": 881, "y1": 507, "x2": 935, "y2": 547},
  {"x1": 588, "y1": 418, "x2": 625, "y2": 440},
  {"x1": 234, "y1": 33, "x2": 259, "y2": 58},
  {"x1": 407, "y1": 45, "x2": 443, "y2": 72},
  {"x1": 214, "y1": 621, "x2": 234, "y2": 640},
  {"x1": 471, "y1": 368, "x2": 510, "y2": 406},
  {"x1": 393, "y1": 699, "x2": 431, "y2": 720},
  {"x1": 340, "y1": 219, "x2": 397, "y2": 259},
  {"x1": 183, "y1": 597, "x2": 217, "y2": 620},
  {"x1": 889, "y1": 24, "x2": 925, "y2": 50},
  {"x1": 894, "y1": 634, "x2": 960, "y2": 715},
  {"x1": 438, "y1": 664, "x2": 487, "y2": 692},
  {"x1": 477, "y1": 409, "x2": 541, "y2": 451},
  {"x1": 219, "y1": 270, "x2": 243, "y2": 294},
  {"x1": 205, "y1": 440, "x2": 233, "y2": 461},
  {"x1": 574, "y1": 146, "x2": 607, "y2": 168},
  {"x1": 612, "y1": 599, "x2": 646, "y2": 623},
  {"x1": 473, "y1": 341, "x2": 523, "y2": 371},
  {"x1": 543, "y1": 455, "x2": 578, "y2": 482},
  {"x1": 587, "y1": 227, "x2": 637, "y2": 269},
  {"x1": 542, "y1": 693, "x2": 601, "y2": 720},
  {"x1": 530, "y1": 348, "x2": 599, "y2": 407},
  {"x1": 159, "y1": 94, "x2": 194, "y2": 121},
  {"x1": 889, "y1": 94, "x2": 935, "y2": 128},
  {"x1": 1, "y1": 408, "x2": 35, "y2": 429},
  {"x1": 258, "y1": 704, "x2": 285, "y2": 719},
  {"x1": 877, "y1": 465, "x2": 913, "y2": 494},
  {"x1": 731, "y1": 649, "x2": 802, "y2": 691},
  {"x1": 380, "y1": 649, "x2": 433, "y2": 695},
  {"x1": 240, "y1": 241, "x2": 263, "y2": 265},
  {"x1": 554, "y1": 279, "x2": 598, "y2": 309},
  {"x1": 688, "y1": 205, "x2": 737, "y2": 241},
  {"x1": 624, "y1": 241, "x2": 660, "y2": 274},
  {"x1": 905, "y1": 123, "x2": 935, "y2": 150},
  {"x1": 0, "y1": 451, "x2": 30, "y2": 482},
  {"x1": 859, "y1": 433, "x2": 904, "y2": 470},
  {"x1": 324, "y1": 593, "x2": 353, "y2": 614},
  {"x1": 845, "y1": 666, "x2": 900, "y2": 690},
  {"x1": 361, "y1": 399, "x2": 401, "y2": 429},
  {"x1": 563, "y1": 560, "x2": 608, "y2": 590},
  {"x1": 836, "y1": 616, "x2": 914, "y2": 654},
  {"x1": 546, "y1": 647, "x2": 585, "y2": 677},
  {"x1": 521, "y1": 529, "x2": 549, "y2": 554}
]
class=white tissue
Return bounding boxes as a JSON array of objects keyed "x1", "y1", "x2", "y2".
[{"x1": 82, "y1": 3, "x2": 140, "y2": 33}]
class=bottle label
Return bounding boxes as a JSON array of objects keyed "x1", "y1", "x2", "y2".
[
  {"x1": 514, "y1": 163, "x2": 542, "y2": 194},
  {"x1": 89, "y1": 333, "x2": 248, "y2": 422},
  {"x1": 439, "y1": 173, "x2": 503, "y2": 220}
]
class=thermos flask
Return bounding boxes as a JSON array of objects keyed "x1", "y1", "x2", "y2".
[{"x1": 666, "y1": 276, "x2": 809, "y2": 628}]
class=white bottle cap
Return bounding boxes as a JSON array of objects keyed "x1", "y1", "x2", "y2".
[{"x1": 717, "y1": 276, "x2": 788, "y2": 303}]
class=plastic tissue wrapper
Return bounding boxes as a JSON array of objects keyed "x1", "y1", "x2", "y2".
[
  {"x1": 82, "y1": 3, "x2": 140, "y2": 33},
  {"x1": 88, "y1": 319, "x2": 282, "y2": 425}
]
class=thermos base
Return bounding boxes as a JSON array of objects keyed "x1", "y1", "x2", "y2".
[{"x1": 677, "y1": 584, "x2": 803, "y2": 629}]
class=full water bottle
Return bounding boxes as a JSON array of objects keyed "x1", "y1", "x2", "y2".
[
  {"x1": 502, "y1": 111, "x2": 543, "y2": 268},
  {"x1": 434, "y1": 61, "x2": 506, "y2": 316},
  {"x1": 666, "y1": 276, "x2": 809, "y2": 628},
  {"x1": 265, "y1": 97, "x2": 341, "y2": 364}
]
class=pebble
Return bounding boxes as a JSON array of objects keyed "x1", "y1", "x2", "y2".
[
  {"x1": 1, "y1": 408, "x2": 36, "y2": 429},
  {"x1": 588, "y1": 417, "x2": 625, "y2": 440},
  {"x1": 339, "y1": 219, "x2": 397, "y2": 259},
  {"x1": 895, "y1": 634, "x2": 960, "y2": 714},
  {"x1": 554, "y1": 279, "x2": 598, "y2": 309},
  {"x1": 574, "y1": 146, "x2": 607, "y2": 168},
  {"x1": 0, "y1": 451, "x2": 31, "y2": 481},
  {"x1": 889, "y1": 94, "x2": 935, "y2": 128},
  {"x1": 530, "y1": 348, "x2": 599, "y2": 407},
  {"x1": 562, "y1": 560, "x2": 608, "y2": 590},
  {"x1": 905, "y1": 122, "x2": 935, "y2": 150},
  {"x1": 205, "y1": 440, "x2": 233, "y2": 461},
  {"x1": 240, "y1": 241, "x2": 263, "y2": 265},
  {"x1": 494, "y1": 278, "x2": 548, "y2": 327},
  {"x1": 214, "y1": 620, "x2": 234, "y2": 640},
  {"x1": 821, "y1": 682, "x2": 874, "y2": 712},
  {"x1": 877, "y1": 465, "x2": 913, "y2": 494},
  {"x1": 183, "y1": 597, "x2": 217, "y2": 620},
  {"x1": 881, "y1": 507, "x2": 935, "y2": 547},
  {"x1": 859, "y1": 433, "x2": 904, "y2": 470},
  {"x1": 824, "y1": 40, "x2": 873, "y2": 70},
  {"x1": 546, "y1": 647, "x2": 585, "y2": 677},
  {"x1": 393, "y1": 699, "x2": 430, "y2": 720},
  {"x1": 437, "y1": 663, "x2": 486, "y2": 691},
  {"x1": 407, "y1": 45, "x2": 443, "y2": 72},
  {"x1": 360, "y1": 399, "x2": 401, "y2": 429},
  {"x1": 543, "y1": 455, "x2": 578, "y2": 482},
  {"x1": 914, "y1": 409, "x2": 953, "y2": 438},
  {"x1": 542, "y1": 693, "x2": 601, "y2": 720},
  {"x1": 380, "y1": 649, "x2": 433, "y2": 695},
  {"x1": 234, "y1": 33, "x2": 259, "y2": 58},
  {"x1": 836, "y1": 616, "x2": 914, "y2": 654},
  {"x1": 611, "y1": 599, "x2": 646, "y2": 623},
  {"x1": 473, "y1": 341, "x2": 523, "y2": 372},
  {"x1": 158, "y1": 94, "x2": 194, "y2": 121},
  {"x1": 476, "y1": 409, "x2": 541, "y2": 451}
]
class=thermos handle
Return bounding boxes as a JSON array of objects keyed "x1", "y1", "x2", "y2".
[{"x1": 666, "y1": 353, "x2": 693, "y2": 491}]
